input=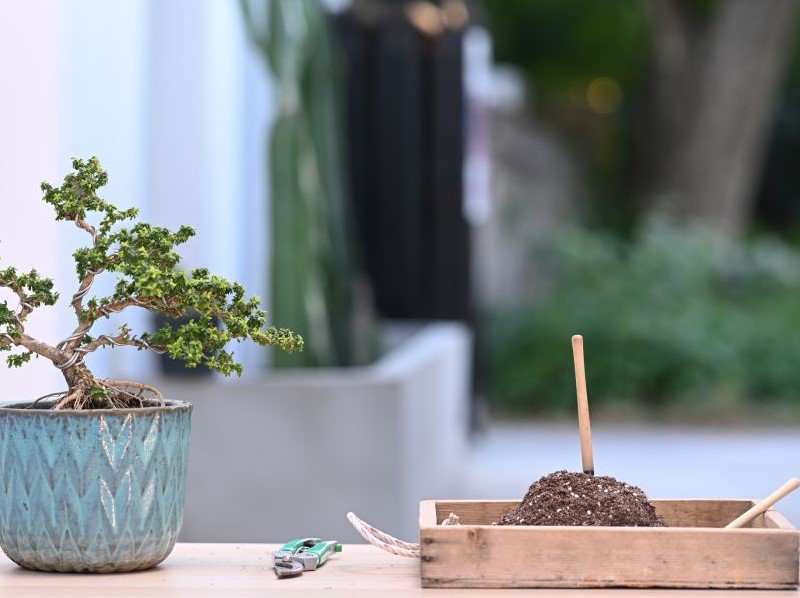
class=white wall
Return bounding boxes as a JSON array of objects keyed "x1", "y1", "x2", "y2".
[
  {"x1": 0, "y1": 2, "x2": 65, "y2": 400},
  {"x1": 58, "y1": 1, "x2": 151, "y2": 382},
  {"x1": 144, "y1": 0, "x2": 272, "y2": 377}
]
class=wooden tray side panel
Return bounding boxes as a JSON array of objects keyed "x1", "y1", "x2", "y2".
[
  {"x1": 430, "y1": 499, "x2": 772, "y2": 529},
  {"x1": 764, "y1": 508, "x2": 797, "y2": 530},
  {"x1": 430, "y1": 499, "x2": 759, "y2": 528},
  {"x1": 420, "y1": 501, "x2": 800, "y2": 589},
  {"x1": 420, "y1": 525, "x2": 800, "y2": 589},
  {"x1": 419, "y1": 500, "x2": 438, "y2": 527},
  {"x1": 652, "y1": 499, "x2": 755, "y2": 528},
  {"x1": 432, "y1": 500, "x2": 516, "y2": 525}
]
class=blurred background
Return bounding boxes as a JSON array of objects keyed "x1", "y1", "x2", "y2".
[{"x1": 2, "y1": 0, "x2": 800, "y2": 539}]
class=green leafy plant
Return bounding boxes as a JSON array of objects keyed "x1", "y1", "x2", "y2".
[
  {"x1": 0, "y1": 157, "x2": 303, "y2": 410},
  {"x1": 487, "y1": 221, "x2": 800, "y2": 415}
]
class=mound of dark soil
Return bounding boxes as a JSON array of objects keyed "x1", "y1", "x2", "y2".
[{"x1": 496, "y1": 470, "x2": 665, "y2": 527}]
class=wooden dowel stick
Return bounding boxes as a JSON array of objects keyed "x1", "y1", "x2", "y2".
[
  {"x1": 571, "y1": 335, "x2": 594, "y2": 475},
  {"x1": 725, "y1": 478, "x2": 800, "y2": 529}
]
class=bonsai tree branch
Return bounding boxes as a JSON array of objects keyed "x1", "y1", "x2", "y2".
[
  {"x1": 0, "y1": 265, "x2": 62, "y2": 367},
  {"x1": 81, "y1": 325, "x2": 166, "y2": 355},
  {"x1": 58, "y1": 295, "x2": 157, "y2": 353},
  {"x1": 63, "y1": 213, "x2": 112, "y2": 345},
  {"x1": 16, "y1": 334, "x2": 68, "y2": 364},
  {"x1": 0, "y1": 268, "x2": 57, "y2": 326}
]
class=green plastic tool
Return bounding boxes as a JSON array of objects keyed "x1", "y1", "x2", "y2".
[{"x1": 273, "y1": 538, "x2": 342, "y2": 579}]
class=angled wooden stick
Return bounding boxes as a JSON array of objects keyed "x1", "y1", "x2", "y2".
[
  {"x1": 571, "y1": 335, "x2": 594, "y2": 475},
  {"x1": 725, "y1": 478, "x2": 800, "y2": 529}
]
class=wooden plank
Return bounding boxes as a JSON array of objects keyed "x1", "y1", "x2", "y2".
[
  {"x1": 0, "y1": 544, "x2": 419, "y2": 597},
  {"x1": 4, "y1": 542, "x2": 797, "y2": 597},
  {"x1": 421, "y1": 525, "x2": 799, "y2": 589},
  {"x1": 652, "y1": 499, "x2": 756, "y2": 527},
  {"x1": 433, "y1": 499, "x2": 517, "y2": 524},
  {"x1": 431, "y1": 498, "x2": 766, "y2": 528},
  {"x1": 419, "y1": 500, "x2": 438, "y2": 527},
  {"x1": 765, "y1": 508, "x2": 798, "y2": 530},
  {"x1": 420, "y1": 500, "x2": 800, "y2": 589}
]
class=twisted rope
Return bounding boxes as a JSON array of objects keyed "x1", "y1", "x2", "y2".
[
  {"x1": 346, "y1": 512, "x2": 420, "y2": 557},
  {"x1": 346, "y1": 512, "x2": 460, "y2": 558}
]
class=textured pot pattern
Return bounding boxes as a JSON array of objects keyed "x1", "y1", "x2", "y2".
[{"x1": 0, "y1": 400, "x2": 192, "y2": 572}]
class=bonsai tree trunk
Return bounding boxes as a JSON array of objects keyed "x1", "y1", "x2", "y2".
[
  {"x1": 61, "y1": 363, "x2": 97, "y2": 402},
  {"x1": 635, "y1": 0, "x2": 799, "y2": 237}
]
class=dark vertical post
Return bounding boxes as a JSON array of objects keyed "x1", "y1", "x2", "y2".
[
  {"x1": 427, "y1": 26, "x2": 468, "y2": 320},
  {"x1": 336, "y1": 2, "x2": 470, "y2": 322}
]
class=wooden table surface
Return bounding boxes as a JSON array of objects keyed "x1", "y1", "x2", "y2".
[{"x1": 1, "y1": 543, "x2": 799, "y2": 597}]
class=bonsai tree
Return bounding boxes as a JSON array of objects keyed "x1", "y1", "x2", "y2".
[{"x1": 0, "y1": 157, "x2": 303, "y2": 410}]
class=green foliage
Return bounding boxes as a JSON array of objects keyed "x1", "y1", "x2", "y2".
[
  {"x1": 487, "y1": 222, "x2": 800, "y2": 414},
  {"x1": 6, "y1": 351, "x2": 32, "y2": 368},
  {"x1": 480, "y1": 0, "x2": 650, "y2": 219},
  {"x1": 140, "y1": 272, "x2": 303, "y2": 376},
  {"x1": 482, "y1": 0, "x2": 648, "y2": 101},
  {"x1": 0, "y1": 266, "x2": 59, "y2": 325},
  {"x1": 0, "y1": 261, "x2": 59, "y2": 376},
  {"x1": 479, "y1": 0, "x2": 746, "y2": 228},
  {"x1": 41, "y1": 157, "x2": 139, "y2": 235},
  {"x1": 0, "y1": 157, "x2": 303, "y2": 395},
  {"x1": 89, "y1": 385, "x2": 109, "y2": 400}
]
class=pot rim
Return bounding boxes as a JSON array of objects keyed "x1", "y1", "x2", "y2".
[{"x1": 0, "y1": 398, "x2": 192, "y2": 415}]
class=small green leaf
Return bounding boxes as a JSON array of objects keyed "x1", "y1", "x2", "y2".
[
  {"x1": 6, "y1": 351, "x2": 32, "y2": 368},
  {"x1": 89, "y1": 386, "x2": 109, "y2": 399}
]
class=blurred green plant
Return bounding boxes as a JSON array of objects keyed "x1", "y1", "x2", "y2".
[
  {"x1": 482, "y1": 0, "x2": 648, "y2": 102},
  {"x1": 241, "y1": 0, "x2": 363, "y2": 367},
  {"x1": 481, "y1": 0, "x2": 648, "y2": 226},
  {"x1": 482, "y1": 0, "x2": 800, "y2": 236},
  {"x1": 488, "y1": 221, "x2": 800, "y2": 414}
]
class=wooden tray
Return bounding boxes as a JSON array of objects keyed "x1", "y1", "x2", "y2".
[{"x1": 419, "y1": 499, "x2": 800, "y2": 589}]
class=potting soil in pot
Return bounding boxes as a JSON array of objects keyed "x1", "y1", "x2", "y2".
[{"x1": 496, "y1": 470, "x2": 665, "y2": 527}]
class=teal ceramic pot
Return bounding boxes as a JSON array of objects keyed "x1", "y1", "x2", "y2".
[{"x1": 0, "y1": 398, "x2": 192, "y2": 572}]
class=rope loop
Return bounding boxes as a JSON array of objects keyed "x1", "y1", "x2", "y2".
[{"x1": 346, "y1": 511, "x2": 461, "y2": 559}]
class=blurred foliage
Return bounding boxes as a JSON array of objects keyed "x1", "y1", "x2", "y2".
[
  {"x1": 241, "y1": 0, "x2": 362, "y2": 367},
  {"x1": 756, "y1": 34, "x2": 800, "y2": 235},
  {"x1": 487, "y1": 222, "x2": 800, "y2": 414},
  {"x1": 481, "y1": 0, "x2": 800, "y2": 234},
  {"x1": 480, "y1": 0, "x2": 650, "y2": 224},
  {"x1": 481, "y1": 0, "x2": 648, "y2": 101},
  {"x1": 481, "y1": 1, "x2": 800, "y2": 414}
]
